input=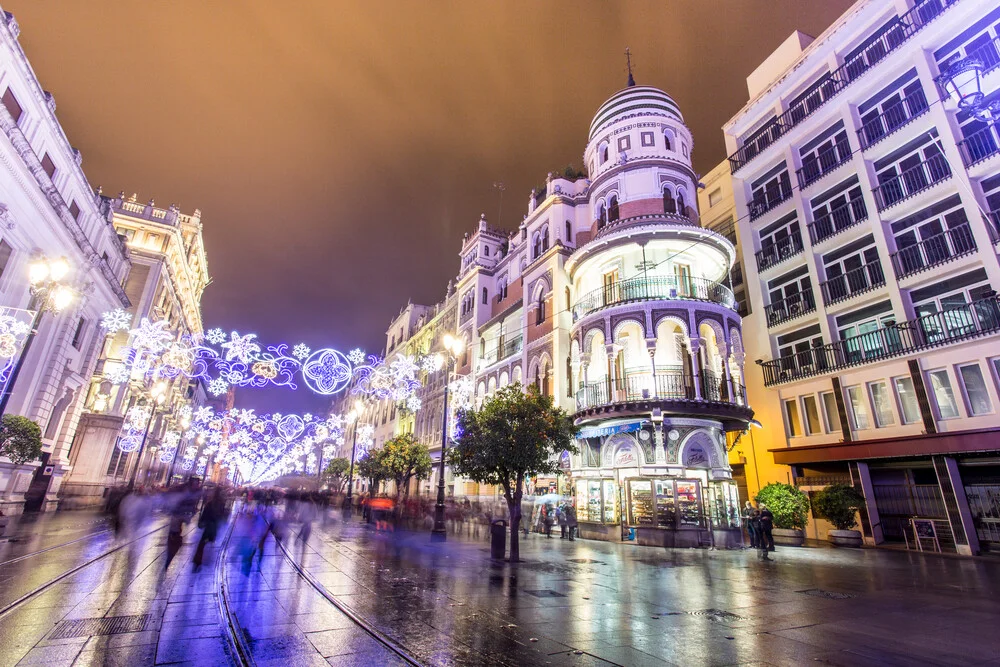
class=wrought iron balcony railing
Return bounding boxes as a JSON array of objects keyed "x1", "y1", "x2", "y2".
[
  {"x1": 481, "y1": 334, "x2": 523, "y2": 368},
  {"x1": 820, "y1": 260, "x2": 886, "y2": 305},
  {"x1": 872, "y1": 153, "x2": 951, "y2": 211},
  {"x1": 857, "y1": 90, "x2": 929, "y2": 150},
  {"x1": 957, "y1": 123, "x2": 1000, "y2": 168},
  {"x1": 572, "y1": 275, "x2": 735, "y2": 320},
  {"x1": 988, "y1": 209, "x2": 1000, "y2": 244},
  {"x1": 759, "y1": 293, "x2": 1000, "y2": 386},
  {"x1": 575, "y1": 371, "x2": 747, "y2": 411},
  {"x1": 727, "y1": 0, "x2": 958, "y2": 173},
  {"x1": 765, "y1": 288, "x2": 816, "y2": 327},
  {"x1": 890, "y1": 223, "x2": 976, "y2": 279},
  {"x1": 807, "y1": 197, "x2": 868, "y2": 244},
  {"x1": 755, "y1": 229, "x2": 803, "y2": 272},
  {"x1": 796, "y1": 141, "x2": 852, "y2": 189},
  {"x1": 749, "y1": 185, "x2": 793, "y2": 221}
]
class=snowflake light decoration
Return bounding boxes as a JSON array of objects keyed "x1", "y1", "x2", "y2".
[
  {"x1": 292, "y1": 343, "x2": 311, "y2": 360},
  {"x1": 208, "y1": 378, "x2": 229, "y2": 396},
  {"x1": 100, "y1": 309, "x2": 132, "y2": 332},
  {"x1": 162, "y1": 431, "x2": 181, "y2": 449},
  {"x1": 130, "y1": 318, "x2": 173, "y2": 353},
  {"x1": 104, "y1": 365, "x2": 131, "y2": 385},
  {"x1": 347, "y1": 348, "x2": 365, "y2": 365},
  {"x1": 406, "y1": 396, "x2": 422, "y2": 412},
  {"x1": 205, "y1": 328, "x2": 227, "y2": 345},
  {"x1": 420, "y1": 354, "x2": 444, "y2": 373}
]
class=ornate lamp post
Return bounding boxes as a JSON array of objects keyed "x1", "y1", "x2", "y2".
[
  {"x1": 0, "y1": 255, "x2": 74, "y2": 417},
  {"x1": 127, "y1": 381, "x2": 167, "y2": 490},
  {"x1": 343, "y1": 398, "x2": 365, "y2": 517},
  {"x1": 431, "y1": 333, "x2": 465, "y2": 541},
  {"x1": 937, "y1": 56, "x2": 1000, "y2": 120}
]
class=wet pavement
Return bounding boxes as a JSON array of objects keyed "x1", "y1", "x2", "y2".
[{"x1": 0, "y1": 508, "x2": 998, "y2": 666}]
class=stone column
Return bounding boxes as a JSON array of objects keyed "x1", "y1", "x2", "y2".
[
  {"x1": 646, "y1": 338, "x2": 658, "y2": 398},
  {"x1": 688, "y1": 338, "x2": 702, "y2": 400},
  {"x1": 604, "y1": 343, "x2": 617, "y2": 403},
  {"x1": 849, "y1": 461, "x2": 883, "y2": 546}
]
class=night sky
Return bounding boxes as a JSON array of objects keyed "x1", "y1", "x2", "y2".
[{"x1": 6, "y1": 1, "x2": 853, "y2": 412}]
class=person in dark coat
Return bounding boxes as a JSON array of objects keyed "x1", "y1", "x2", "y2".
[
  {"x1": 566, "y1": 504, "x2": 578, "y2": 541},
  {"x1": 758, "y1": 503, "x2": 775, "y2": 556},
  {"x1": 743, "y1": 501, "x2": 758, "y2": 548},
  {"x1": 193, "y1": 488, "x2": 227, "y2": 569}
]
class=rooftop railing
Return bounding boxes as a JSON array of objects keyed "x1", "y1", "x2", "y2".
[
  {"x1": 872, "y1": 153, "x2": 951, "y2": 211},
  {"x1": 759, "y1": 293, "x2": 1000, "y2": 386},
  {"x1": 572, "y1": 275, "x2": 735, "y2": 321},
  {"x1": 807, "y1": 197, "x2": 868, "y2": 244},
  {"x1": 727, "y1": 0, "x2": 959, "y2": 174},
  {"x1": 890, "y1": 222, "x2": 976, "y2": 279}
]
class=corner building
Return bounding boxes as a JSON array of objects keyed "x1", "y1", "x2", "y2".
[{"x1": 724, "y1": 0, "x2": 1000, "y2": 554}]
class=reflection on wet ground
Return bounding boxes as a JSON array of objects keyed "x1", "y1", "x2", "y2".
[{"x1": 0, "y1": 508, "x2": 998, "y2": 666}]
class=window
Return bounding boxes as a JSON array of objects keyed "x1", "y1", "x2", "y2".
[
  {"x1": 617, "y1": 136, "x2": 631, "y2": 152},
  {"x1": 858, "y1": 77, "x2": 928, "y2": 148},
  {"x1": 541, "y1": 226, "x2": 549, "y2": 253},
  {"x1": 565, "y1": 221, "x2": 572, "y2": 244},
  {"x1": 1, "y1": 88, "x2": 22, "y2": 124},
  {"x1": 607, "y1": 196, "x2": 619, "y2": 223},
  {"x1": 69, "y1": 202, "x2": 81, "y2": 221},
  {"x1": 868, "y1": 381, "x2": 895, "y2": 427},
  {"x1": 750, "y1": 166, "x2": 793, "y2": 220},
  {"x1": 846, "y1": 385, "x2": 870, "y2": 429},
  {"x1": 821, "y1": 235, "x2": 883, "y2": 304},
  {"x1": 765, "y1": 265, "x2": 813, "y2": 326},
  {"x1": 566, "y1": 357, "x2": 573, "y2": 397},
  {"x1": 873, "y1": 132, "x2": 949, "y2": 210},
  {"x1": 565, "y1": 287, "x2": 570, "y2": 310},
  {"x1": 891, "y1": 195, "x2": 974, "y2": 278},
  {"x1": 481, "y1": 287, "x2": 488, "y2": 305},
  {"x1": 682, "y1": 143, "x2": 688, "y2": 157},
  {"x1": 911, "y1": 268, "x2": 993, "y2": 344},
  {"x1": 958, "y1": 364, "x2": 993, "y2": 416},
  {"x1": 802, "y1": 395, "x2": 822, "y2": 435},
  {"x1": 536, "y1": 293, "x2": 545, "y2": 325},
  {"x1": 708, "y1": 188, "x2": 722, "y2": 208},
  {"x1": 784, "y1": 399, "x2": 802, "y2": 437},
  {"x1": 927, "y1": 369, "x2": 960, "y2": 419},
  {"x1": 821, "y1": 391, "x2": 841, "y2": 432},
  {"x1": 71, "y1": 318, "x2": 86, "y2": 350},
  {"x1": 640, "y1": 131, "x2": 654, "y2": 147},
  {"x1": 757, "y1": 213, "x2": 802, "y2": 271},
  {"x1": 599, "y1": 143, "x2": 609, "y2": 164},
  {"x1": 663, "y1": 131, "x2": 672, "y2": 150},
  {"x1": 809, "y1": 177, "x2": 868, "y2": 243},
  {"x1": 40, "y1": 153, "x2": 56, "y2": 179},
  {"x1": 0, "y1": 240, "x2": 13, "y2": 280},
  {"x1": 837, "y1": 304, "x2": 895, "y2": 364},
  {"x1": 798, "y1": 125, "x2": 851, "y2": 188},
  {"x1": 483, "y1": 245, "x2": 490, "y2": 257},
  {"x1": 677, "y1": 192, "x2": 687, "y2": 217},
  {"x1": 893, "y1": 376, "x2": 921, "y2": 424},
  {"x1": 597, "y1": 202, "x2": 607, "y2": 230},
  {"x1": 663, "y1": 189, "x2": 677, "y2": 214}
]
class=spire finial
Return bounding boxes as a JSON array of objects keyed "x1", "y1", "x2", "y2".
[{"x1": 625, "y1": 47, "x2": 635, "y2": 87}]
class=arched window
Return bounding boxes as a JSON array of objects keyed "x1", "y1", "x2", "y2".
[
  {"x1": 682, "y1": 143, "x2": 688, "y2": 157},
  {"x1": 565, "y1": 220, "x2": 572, "y2": 244},
  {"x1": 677, "y1": 191, "x2": 687, "y2": 217},
  {"x1": 536, "y1": 292, "x2": 545, "y2": 325},
  {"x1": 480, "y1": 338, "x2": 486, "y2": 356},
  {"x1": 566, "y1": 356, "x2": 573, "y2": 397},
  {"x1": 541, "y1": 364, "x2": 550, "y2": 397},
  {"x1": 663, "y1": 189, "x2": 676, "y2": 214},
  {"x1": 599, "y1": 143, "x2": 609, "y2": 164},
  {"x1": 541, "y1": 226, "x2": 549, "y2": 252},
  {"x1": 481, "y1": 287, "x2": 488, "y2": 304},
  {"x1": 483, "y1": 245, "x2": 490, "y2": 256},
  {"x1": 597, "y1": 203, "x2": 607, "y2": 230},
  {"x1": 534, "y1": 367, "x2": 541, "y2": 392},
  {"x1": 663, "y1": 132, "x2": 672, "y2": 151},
  {"x1": 608, "y1": 196, "x2": 619, "y2": 223},
  {"x1": 532, "y1": 233, "x2": 542, "y2": 259}
]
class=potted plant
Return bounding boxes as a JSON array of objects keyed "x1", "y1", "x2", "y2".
[
  {"x1": 813, "y1": 484, "x2": 865, "y2": 547},
  {"x1": 755, "y1": 482, "x2": 809, "y2": 546}
]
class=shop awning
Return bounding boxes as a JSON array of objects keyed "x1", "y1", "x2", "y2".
[
  {"x1": 577, "y1": 420, "x2": 649, "y2": 439},
  {"x1": 768, "y1": 427, "x2": 1000, "y2": 465}
]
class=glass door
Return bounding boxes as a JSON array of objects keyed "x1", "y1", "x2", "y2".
[
  {"x1": 602, "y1": 479, "x2": 619, "y2": 524},
  {"x1": 675, "y1": 479, "x2": 702, "y2": 528},
  {"x1": 654, "y1": 479, "x2": 676, "y2": 528}
]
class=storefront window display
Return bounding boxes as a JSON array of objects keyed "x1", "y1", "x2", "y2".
[
  {"x1": 575, "y1": 479, "x2": 619, "y2": 523},
  {"x1": 623, "y1": 478, "x2": 741, "y2": 530}
]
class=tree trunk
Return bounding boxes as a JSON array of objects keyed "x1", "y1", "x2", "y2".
[{"x1": 508, "y1": 476, "x2": 523, "y2": 562}]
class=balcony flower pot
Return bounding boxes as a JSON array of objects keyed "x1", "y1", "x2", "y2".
[
  {"x1": 772, "y1": 528, "x2": 805, "y2": 547},
  {"x1": 827, "y1": 529, "x2": 863, "y2": 548}
]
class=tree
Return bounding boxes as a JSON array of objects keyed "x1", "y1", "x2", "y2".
[
  {"x1": 0, "y1": 415, "x2": 42, "y2": 466},
  {"x1": 323, "y1": 457, "x2": 351, "y2": 492},
  {"x1": 813, "y1": 484, "x2": 864, "y2": 531},
  {"x1": 755, "y1": 482, "x2": 810, "y2": 530},
  {"x1": 356, "y1": 449, "x2": 387, "y2": 496},
  {"x1": 448, "y1": 383, "x2": 577, "y2": 562},
  {"x1": 380, "y1": 433, "x2": 432, "y2": 502}
]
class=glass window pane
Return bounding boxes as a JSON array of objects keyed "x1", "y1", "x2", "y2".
[
  {"x1": 802, "y1": 395, "x2": 822, "y2": 434},
  {"x1": 959, "y1": 364, "x2": 992, "y2": 416},
  {"x1": 893, "y1": 376, "x2": 921, "y2": 424},
  {"x1": 628, "y1": 479, "x2": 655, "y2": 526},
  {"x1": 821, "y1": 392, "x2": 841, "y2": 431},
  {"x1": 602, "y1": 479, "x2": 618, "y2": 523},
  {"x1": 928, "y1": 370, "x2": 960, "y2": 419},
  {"x1": 847, "y1": 386, "x2": 870, "y2": 429},
  {"x1": 654, "y1": 479, "x2": 675, "y2": 528},
  {"x1": 869, "y1": 381, "x2": 895, "y2": 427},
  {"x1": 785, "y1": 399, "x2": 802, "y2": 436}
]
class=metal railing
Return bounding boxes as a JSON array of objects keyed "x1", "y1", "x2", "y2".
[
  {"x1": 965, "y1": 33, "x2": 1000, "y2": 77},
  {"x1": 890, "y1": 223, "x2": 976, "y2": 279},
  {"x1": 759, "y1": 293, "x2": 1000, "y2": 386},
  {"x1": 727, "y1": 0, "x2": 958, "y2": 173},
  {"x1": 807, "y1": 197, "x2": 868, "y2": 244},
  {"x1": 857, "y1": 90, "x2": 929, "y2": 150},
  {"x1": 765, "y1": 288, "x2": 816, "y2": 327},
  {"x1": 572, "y1": 275, "x2": 735, "y2": 320},
  {"x1": 796, "y1": 141, "x2": 852, "y2": 189},
  {"x1": 957, "y1": 123, "x2": 1000, "y2": 168},
  {"x1": 872, "y1": 153, "x2": 951, "y2": 211},
  {"x1": 749, "y1": 183, "x2": 793, "y2": 221},
  {"x1": 820, "y1": 260, "x2": 886, "y2": 305},
  {"x1": 755, "y1": 229, "x2": 803, "y2": 272},
  {"x1": 481, "y1": 334, "x2": 523, "y2": 368},
  {"x1": 575, "y1": 372, "x2": 747, "y2": 411},
  {"x1": 988, "y1": 209, "x2": 1000, "y2": 244}
]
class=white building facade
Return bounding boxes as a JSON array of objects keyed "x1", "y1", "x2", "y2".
[
  {"x1": 725, "y1": 0, "x2": 1000, "y2": 554},
  {"x1": 0, "y1": 9, "x2": 131, "y2": 513}
]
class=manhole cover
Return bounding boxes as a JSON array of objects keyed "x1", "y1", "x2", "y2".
[
  {"x1": 567, "y1": 558, "x2": 604, "y2": 564},
  {"x1": 50, "y1": 614, "x2": 151, "y2": 639},
  {"x1": 799, "y1": 588, "x2": 855, "y2": 599},
  {"x1": 523, "y1": 589, "x2": 567, "y2": 598},
  {"x1": 668, "y1": 609, "x2": 747, "y2": 622}
]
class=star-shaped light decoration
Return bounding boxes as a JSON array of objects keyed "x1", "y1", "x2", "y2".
[
  {"x1": 194, "y1": 406, "x2": 214, "y2": 423},
  {"x1": 221, "y1": 332, "x2": 261, "y2": 364},
  {"x1": 130, "y1": 318, "x2": 173, "y2": 353}
]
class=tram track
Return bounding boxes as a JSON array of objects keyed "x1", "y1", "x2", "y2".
[
  {"x1": 216, "y1": 517, "x2": 255, "y2": 667},
  {"x1": 0, "y1": 526, "x2": 115, "y2": 568}
]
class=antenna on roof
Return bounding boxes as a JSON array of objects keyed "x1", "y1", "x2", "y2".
[{"x1": 625, "y1": 47, "x2": 636, "y2": 87}]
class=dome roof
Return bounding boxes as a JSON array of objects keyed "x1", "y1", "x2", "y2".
[{"x1": 589, "y1": 85, "x2": 683, "y2": 142}]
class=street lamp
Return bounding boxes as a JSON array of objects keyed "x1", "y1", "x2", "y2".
[
  {"x1": 127, "y1": 381, "x2": 167, "y2": 490},
  {"x1": 0, "y1": 255, "x2": 75, "y2": 417},
  {"x1": 937, "y1": 56, "x2": 1000, "y2": 120},
  {"x1": 343, "y1": 398, "x2": 365, "y2": 517},
  {"x1": 432, "y1": 333, "x2": 465, "y2": 541}
]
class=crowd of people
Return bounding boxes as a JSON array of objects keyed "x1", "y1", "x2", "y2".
[{"x1": 743, "y1": 501, "x2": 775, "y2": 559}]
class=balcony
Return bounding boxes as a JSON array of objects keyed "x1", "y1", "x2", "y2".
[
  {"x1": 796, "y1": 142, "x2": 852, "y2": 189},
  {"x1": 965, "y1": 33, "x2": 1000, "y2": 77},
  {"x1": 957, "y1": 123, "x2": 1000, "y2": 168},
  {"x1": 575, "y1": 371, "x2": 747, "y2": 411},
  {"x1": 807, "y1": 197, "x2": 868, "y2": 244},
  {"x1": 727, "y1": 0, "x2": 958, "y2": 173},
  {"x1": 749, "y1": 186, "x2": 793, "y2": 221},
  {"x1": 820, "y1": 261, "x2": 886, "y2": 305},
  {"x1": 765, "y1": 288, "x2": 816, "y2": 327},
  {"x1": 857, "y1": 90, "x2": 929, "y2": 150},
  {"x1": 759, "y1": 293, "x2": 1000, "y2": 386},
  {"x1": 755, "y1": 229, "x2": 803, "y2": 272},
  {"x1": 889, "y1": 223, "x2": 976, "y2": 279},
  {"x1": 872, "y1": 154, "x2": 951, "y2": 211},
  {"x1": 988, "y1": 209, "x2": 1000, "y2": 243},
  {"x1": 481, "y1": 334, "x2": 523, "y2": 368},
  {"x1": 572, "y1": 275, "x2": 735, "y2": 321}
]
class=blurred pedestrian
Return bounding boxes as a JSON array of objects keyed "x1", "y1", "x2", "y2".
[
  {"x1": 566, "y1": 504, "x2": 577, "y2": 541},
  {"x1": 558, "y1": 504, "x2": 568, "y2": 539},
  {"x1": 193, "y1": 488, "x2": 227, "y2": 570},
  {"x1": 758, "y1": 504, "x2": 775, "y2": 555},
  {"x1": 542, "y1": 504, "x2": 553, "y2": 538},
  {"x1": 743, "y1": 501, "x2": 758, "y2": 549},
  {"x1": 298, "y1": 498, "x2": 316, "y2": 543}
]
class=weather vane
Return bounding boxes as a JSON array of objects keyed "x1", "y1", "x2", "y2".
[{"x1": 625, "y1": 47, "x2": 635, "y2": 87}]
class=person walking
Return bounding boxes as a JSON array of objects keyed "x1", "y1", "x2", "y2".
[
  {"x1": 743, "y1": 501, "x2": 758, "y2": 549},
  {"x1": 558, "y1": 504, "x2": 568, "y2": 539},
  {"x1": 542, "y1": 503, "x2": 554, "y2": 538},
  {"x1": 566, "y1": 504, "x2": 578, "y2": 541},
  {"x1": 193, "y1": 488, "x2": 227, "y2": 570},
  {"x1": 758, "y1": 503, "x2": 775, "y2": 558}
]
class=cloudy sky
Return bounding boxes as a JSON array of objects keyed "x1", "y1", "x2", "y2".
[{"x1": 6, "y1": 0, "x2": 854, "y2": 411}]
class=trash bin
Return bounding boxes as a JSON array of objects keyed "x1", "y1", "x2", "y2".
[{"x1": 490, "y1": 519, "x2": 507, "y2": 559}]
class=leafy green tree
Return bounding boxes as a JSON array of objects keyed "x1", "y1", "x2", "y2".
[
  {"x1": 356, "y1": 448, "x2": 387, "y2": 496},
  {"x1": 755, "y1": 482, "x2": 810, "y2": 530},
  {"x1": 323, "y1": 457, "x2": 351, "y2": 492},
  {"x1": 813, "y1": 484, "x2": 864, "y2": 531},
  {"x1": 448, "y1": 384, "x2": 577, "y2": 562},
  {"x1": 380, "y1": 433, "x2": 432, "y2": 502},
  {"x1": 0, "y1": 415, "x2": 42, "y2": 466}
]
